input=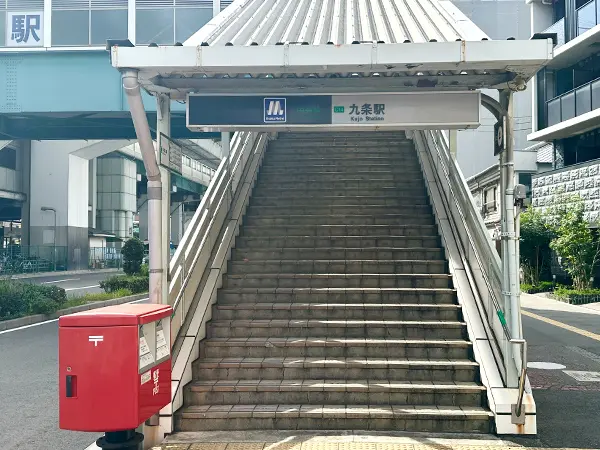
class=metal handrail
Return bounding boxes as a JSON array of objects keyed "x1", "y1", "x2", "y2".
[
  {"x1": 418, "y1": 130, "x2": 528, "y2": 420},
  {"x1": 511, "y1": 339, "x2": 528, "y2": 417}
]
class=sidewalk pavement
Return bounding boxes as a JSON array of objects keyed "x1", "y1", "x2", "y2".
[{"x1": 151, "y1": 431, "x2": 561, "y2": 450}]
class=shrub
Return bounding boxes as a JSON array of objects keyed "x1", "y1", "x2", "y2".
[
  {"x1": 100, "y1": 275, "x2": 148, "y2": 294},
  {"x1": 520, "y1": 208, "x2": 554, "y2": 285},
  {"x1": 65, "y1": 289, "x2": 134, "y2": 308},
  {"x1": 549, "y1": 196, "x2": 600, "y2": 290},
  {"x1": 121, "y1": 238, "x2": 145, "y2": 275},
  {"x1": 139, "y1": 264, "x2": 149, "y2": 278},
  {"x1": 0, "y1": 281, "x2": 67, "y2": 320},
  {"x1": 553, "y1": 287, "x2": 600, "y2": 305}
]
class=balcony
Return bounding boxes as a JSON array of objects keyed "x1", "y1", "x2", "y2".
[
  {"x1": 543, "y1": 18, "x2": 566, "y2": 47},
  {"x1": 577, "y1": 0, "x2": 600, "y2": 37},
  {"x1": 546, "y1": 77, "x2": 600, "y2": 127}
]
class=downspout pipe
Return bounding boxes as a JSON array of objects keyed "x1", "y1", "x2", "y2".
[{"x1": 122, "y1": 69, "x2": 163, "y2": 305}]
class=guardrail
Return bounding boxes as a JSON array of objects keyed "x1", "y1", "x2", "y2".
[{"x1": 413, "y1": 130, "x2": 528, "y2": 424}]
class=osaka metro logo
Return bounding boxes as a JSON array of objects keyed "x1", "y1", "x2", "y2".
[{"x1": 264, "y1": 98, "x2": 286, "y2": 123}]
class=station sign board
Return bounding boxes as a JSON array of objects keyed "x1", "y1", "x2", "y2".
[{"x1": 187, "y1": 91, "x2": 481, "y2": 131}]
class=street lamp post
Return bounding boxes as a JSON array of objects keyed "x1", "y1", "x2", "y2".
[{"x1": 41, "y1": 207, "x2": 57, "y2": 270}]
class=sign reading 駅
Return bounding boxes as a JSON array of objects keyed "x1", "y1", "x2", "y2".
[
  {"x1": 5, "y1": 11, "x2": 44, "y2": 47},
  {"x1": 187, "y1": 92, "x2": 481, "y2": 131}
]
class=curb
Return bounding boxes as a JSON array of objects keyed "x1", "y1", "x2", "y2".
[
  {"x1": 4, "y1": 268, "x2": 121, "y2": 281},
  {"x1": 0, "y1": 293, "x2": 149, "y2": 332}
]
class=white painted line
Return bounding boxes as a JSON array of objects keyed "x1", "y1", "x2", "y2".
[
  {"x1": 41, "y1": 278, "x2": 80, "y2": 284},
  {"x1": 65, "y1": 285, "x2": 100, "y2": 291},
  {"x1": 0, "y1": 297, "x2": 149, "y2": 335},
  {"x1": 84, "y1": 442, "x2": 100, "y2": 450},
  {"x1": 563, "y1": 370, "x2": 600, "y2": 382},
  {"x1": 527, "y1": 361, "x2": 567, "y2": 370}
]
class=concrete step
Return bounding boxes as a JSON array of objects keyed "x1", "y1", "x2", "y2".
[
  {"x1": 245, "y1": 205, "x2": 432, "y2": 216},
  {"x1": 252, "y1": 186, "x2": 427, "y2": 197},
  {"x1": 232, "y1": 247, "x2": 445, "y2": 261},
  {"x1": 200, "y1": 337, "x2": 471, "y2": 359},
  {"x1": 235, "y1": 236, "x2": 441, "y2": 249},
  {"x1": 200, "y1": 337, "x2": 473, "y2": 362},
  {"x1": 244, "y1": 214, "x2": 435, "y2": 226},
  {"x1": 266, "y1": 149, "x2": 416, "y2": 158},
  {"x1": 176, "y1": 404, "x2": 492, "y2": 433},
  {"x1": 186, "y1": 379, "x2": 486, "y2": 407},
  {"x1": 261, "y1": 161, "x2": 420, "y2": 170},
  {"x1": 207, "y1": 319, "x2": 466, "y2": 339},
  {"x1": 240, "y1": 224, "x2": 438, "y2": 237},
  {"x1": 222, "y1": 273, "x2": 453, "y2": 289},
  {"x1": 249, "y1": 195, "x2": 430, "y2": 207},
  {"x1": 212, "y1": 303, "x2": 461, "y2": 321},
  {"x1": 258, "y1": 172, "x2": 424, "y2": 182},
  {"x1": 193, "y1": 357, "x2": 479, "y2": 381},
  {"x1": 217, "y1": 288, "x2": 457, "y2": 305},
  {"x1": 228, "y1": 260, "x2": 447, "y2": 275},
  {"x1": 253, "y1": 180, "x2": 424, "y2": 191}
]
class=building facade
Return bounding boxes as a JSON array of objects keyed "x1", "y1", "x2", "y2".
[
  {"x1": 0, "y1": 0, "x2": 232, "y2": 49},
  {"x1": 528, "y1": 0, "x2": 600, "y2": 219}
]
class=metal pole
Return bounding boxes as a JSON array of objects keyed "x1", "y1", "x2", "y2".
[
  {"x1": 122, "y1": 70, "x2": 163, "y2": 305},
  {"x1": 41, "y1": 207, "x2": 57, "y2": 270},
  {"x1": 500, "y1": 89, "x2": 522, "y2": 384}
]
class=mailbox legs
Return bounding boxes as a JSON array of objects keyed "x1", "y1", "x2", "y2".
[{"x1": 96, "y1": 430, "x2": 144, "y2": 450}]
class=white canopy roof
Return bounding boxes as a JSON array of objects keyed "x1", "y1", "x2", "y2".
[{"x1": 110, "y1": 0, "x2": 553, "y2": 99}]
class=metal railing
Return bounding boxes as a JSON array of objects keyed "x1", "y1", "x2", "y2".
[
  {"x1": 413, "y1": 130, "x2": 528, "y2": 420},
  {"x1": 547, "y1": 76, "x2": 600, "y2": 127},
  {"x1": 161, "y1": 130, "x2": 269, "y2": 434},
  {"x1": 0, "y1": 245, "x2": 67, "y2": 275},
  {"x1": 89, "y1": 247, "x2": 123, "y2": 270},
  {"x1": 168, "y1": 131, "x2": 268, "y2": 342}
]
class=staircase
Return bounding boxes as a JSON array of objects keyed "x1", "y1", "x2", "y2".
[{"x1": 176, "y1": 132, "x2": 494, "y2": 433}]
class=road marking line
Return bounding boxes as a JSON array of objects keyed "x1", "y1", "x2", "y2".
[
  {"x1": 567, "y1": 346, "x2": 600, "y2": 365},
  {"x1": 65, "y1": 285, "x2": 100, "y2": 291},
  {"x1": 522, "y1": 309, "x2": 600, "y2": 342},
  {"x1": 41, "y1": 278, "x2": 80, "y2": 284},
  {"x1": 0, "y1": 298, "x2": 149, "y2": 335}
]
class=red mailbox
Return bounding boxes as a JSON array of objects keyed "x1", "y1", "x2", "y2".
[{"x1": 59, "y1": 303, "x2": 172, "y2": 432}]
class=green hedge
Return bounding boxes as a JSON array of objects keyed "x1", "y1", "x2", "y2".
[
  {"x1": 553, "y1": 287, "x2": 600, "y2": 305},
  {"x1": 0, "y1": 281, "x2": 67, "y2": 320},
  {"x1": 100, "y1": 275, "x2": 149, "y2": 294},
  {"x1": 521, "y1": 281, "x2": 557, "y2": 294}
]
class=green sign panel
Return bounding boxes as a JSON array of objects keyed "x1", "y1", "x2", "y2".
[{"x1": 333, "y1": 106, "x2": 345, "y2": 113}]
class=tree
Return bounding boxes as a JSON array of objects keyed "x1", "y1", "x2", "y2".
[
  {"x1": 520, "y1": 207, "x2": 553, "y2": 285},
  {"x1": 121, "y1": 238, "x2": 145, "y2": 275},
  {"x1": 549, "y1": 196, "x2": 600, "y2": 290}
]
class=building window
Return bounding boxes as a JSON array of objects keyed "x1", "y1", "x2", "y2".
[
  {"x1": 91, "y1": 9, "x2": 128, "y2": 45},
  {"x1": 0, "y1": 147, "x2": 17, "y2": 171},
  {"x1": 518, "y1": 173, "x2": 534, "y2": 197},
  {"x1": 52, "y1": 0, "x2": 128, "y2": 47},
  {"x1": 483, "y1": 186, "x2": 497, "y2": 213},
  {"x1": 0, "y1": 11, "x2": 5, "y2": 46},
  {"x1": 136, "y1": 1, "x2": 212, "y2": 45}
]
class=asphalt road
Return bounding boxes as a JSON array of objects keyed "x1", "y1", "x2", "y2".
[
  {"x1": 2, "y1": 291, "x2": 600, "y2": 449},
  {"x1": 511, "y1": 294, "x2": 600, "y2": 449},
  {"x1": 0, "y1": 296, "x2": 147, "y2": 450},
  {"x1": 25, "y1": 271, "x2": 122, "y2": 296}
]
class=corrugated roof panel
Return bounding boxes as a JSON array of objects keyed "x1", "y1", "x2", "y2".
[{"x1": 185, "y1": 0, "x2": 488, "y2": 46}]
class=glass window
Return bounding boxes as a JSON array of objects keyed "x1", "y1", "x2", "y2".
[
  {"x1": 0, "y1": 147, "x2": 16, "y2": 170},
  {"x1": 91, "y1": 9, "x2": 127, "y2": 46},
  {"x1": 136, "y1": 8, "x2": 174, "y2": 45},
  {"x1": 52, "y1": 10, "x2": 90, "y2": 46},
  {"x1": 175, "y1": 8, "x2": 211, "y2": 43},
  {"x1": 0, "y1": 11, "x2": 5, "y2": 47}
]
